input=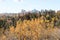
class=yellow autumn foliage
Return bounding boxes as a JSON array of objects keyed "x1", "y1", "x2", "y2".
[
  {"x1": 0, "y1": 15, "x2": 60, "y2": 40},
  {"x1": 9, "y1": 26, "x2": 15, "y2": 33}
]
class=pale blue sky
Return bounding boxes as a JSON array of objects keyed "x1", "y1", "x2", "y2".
[{"x1": 0, "y1": 0, "x2": 60, "y2": 13}]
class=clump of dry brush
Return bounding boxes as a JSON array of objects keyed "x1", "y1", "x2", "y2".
[
  {"x1": 0, "y1": 16, "x2": 60, "y2": 40},
  {"x1": 0, "y1": 10, "x2": 60, "y2": 40}
]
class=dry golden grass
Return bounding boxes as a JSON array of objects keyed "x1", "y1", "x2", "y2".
[{"x1": 0, "y1": 17, "x2": 60, "y2": 40}]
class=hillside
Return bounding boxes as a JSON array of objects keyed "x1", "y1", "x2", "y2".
[{"x1": 0, "y1": 10, "x2": 60, "y2": 40}]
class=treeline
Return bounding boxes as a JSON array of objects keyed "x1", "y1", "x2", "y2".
[{"x1": 0, "y1": 10, "x2": 60, "y2": 30}]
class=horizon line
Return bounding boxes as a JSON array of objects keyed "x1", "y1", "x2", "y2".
[{"x1": 0, "y1": 9, "x2": 60, "y2": 13}]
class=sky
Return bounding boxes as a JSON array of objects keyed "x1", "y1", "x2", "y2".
[{"x1": 0, "y1": 0, "x2": 60, "y2": 13}]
